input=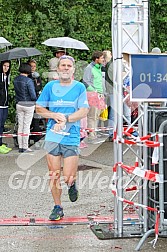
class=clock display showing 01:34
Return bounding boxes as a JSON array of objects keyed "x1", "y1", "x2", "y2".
[{"x1": 139, "y1": 73, "x2": 167, "y2": 83}]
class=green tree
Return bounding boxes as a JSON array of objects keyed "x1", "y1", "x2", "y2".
[{"x1": 0, "y1": 0, "x2": 166, "y2": 122}]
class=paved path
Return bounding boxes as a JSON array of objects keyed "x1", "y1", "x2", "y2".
[{"x1": 0, "y1": 138, "x2": 167, "y2": 251}]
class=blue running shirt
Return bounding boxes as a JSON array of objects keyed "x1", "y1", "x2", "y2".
[{"x1": 36, "y1": 80, "x2": 89, "y2": 146}]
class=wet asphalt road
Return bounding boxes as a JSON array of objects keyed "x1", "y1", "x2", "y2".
[{"x1": 0, "y1": 138, "x2": 167, "y2": 251}]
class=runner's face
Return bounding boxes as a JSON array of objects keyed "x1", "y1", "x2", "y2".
[
  {"x1": 57, "y1": 59, "x2": 74, "y2": 81},
  {"x1": 3, "y1": 62, "x2": 10, "y2": 74}
]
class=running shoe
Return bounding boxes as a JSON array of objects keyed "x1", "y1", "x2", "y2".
[
  {"x1": 0, "y1": 145, "x2": 10, "y2": 154},
  {"x1": 22, "y1": 148, "x2": 33, "y2": 153},
  {"x1": 49, "y1": 205, "x2": 64, "y2": 221},
  {"x1": 79, "y1": 141, "x2": 88, "y2": 149},
  {"x1": 108, "y1": 134, "x2": 113, "y2": 142},
  {"x1": 68, "y1": 182, "x2": 78, "y2": 202},
  {"x1": 2, "y1": 144, "x2": 12, "y2": 151}
]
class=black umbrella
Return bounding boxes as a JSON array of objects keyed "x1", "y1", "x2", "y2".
[{"x1": 0, "y1": 47, "x2": 42, "y2": 61}]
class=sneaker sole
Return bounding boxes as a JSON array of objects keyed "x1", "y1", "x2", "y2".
[
  {"x1": 0, "y1": 150, "x2": 11, "y2": 154},
  {"x1": 49, "y1": 215, "x2": 64, "y2": 221}
]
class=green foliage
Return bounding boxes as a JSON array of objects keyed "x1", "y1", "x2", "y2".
[
  {"x1": 150, "y1": 0, "x2": 167, "y2": 50},
  {"x1": 0, "y1": 0, "x2": 166, "y2": 122}
]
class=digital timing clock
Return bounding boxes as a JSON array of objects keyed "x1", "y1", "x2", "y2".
[{"x1": 130, "y1": 54, "x2": 167, "y2": 101}]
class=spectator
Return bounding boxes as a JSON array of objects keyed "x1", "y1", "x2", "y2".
[
  {"x1": 36, "y1": 55, "x2": 89, "y2": 220},
  {"x1": 47, "y1": 48, "x2": 65, "y2": 81},
  {"x1": 80, "y1": 117, "x2": 88, "y2": 148},
  {"x1": 27, "y1": 59, "x2": 42, "y2": 97},
  {"x1": 122, "y1": 52, "x2": 138, "y2": 127},
  {"x1": 28, "y1": 59, "x2": 43, "y2": 147},
  {"x1": 0, "y1": 60, "x2": 12, "y2": 154},
  {"x1": 14, "y1": 63, "x2": 37, "y2": 153},
  {"x1": 83, "y1": 51, "x2": 105, "y2": 142},
  {"x1": 102, "y1": 50, "x2": 114, "y2": 140}
]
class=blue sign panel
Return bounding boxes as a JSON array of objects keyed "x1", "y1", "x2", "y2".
[{"x1": 130, "y1": 54, "x2": 167, "y2": 101}]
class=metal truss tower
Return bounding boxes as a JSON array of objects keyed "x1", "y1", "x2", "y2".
[
  {"x1": 91, "y1": 1, "x2": 167, "y2": 250},
  {"x1": 111, "y1": 0, "x2": 149, "y2": 237}
]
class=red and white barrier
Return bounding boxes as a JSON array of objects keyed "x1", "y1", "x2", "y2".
[
  {"x1": 111, "y1": 162, "x2": 160, "y2": 246},
  {"x1": 118, "y1": 163, "x2": 162, "y2": 183},
  {"x1": 0, "y1": 132, "x2": 46, "y2": 138}
]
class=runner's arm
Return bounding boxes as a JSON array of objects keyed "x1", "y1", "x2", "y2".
[
  {"x1": 66, "y1": 107, "x2": 89, "y2": 123},
  {"x1": 36, "y1": 104, "x2": 66, "y2": 123}
]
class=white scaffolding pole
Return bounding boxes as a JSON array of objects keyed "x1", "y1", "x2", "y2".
[
  {"x1": 112, "y1": 0, "x2": 149, "y2": 236},
  {"x1": 117, "y1": 0, "x2": 124, "y2": 236},
  {"x1": 142, "y1": 0, "x2": 149, "y2": 232}
]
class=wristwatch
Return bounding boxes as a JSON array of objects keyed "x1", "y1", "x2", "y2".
[{"x1": 65, "y1": 114, "x2": 69, "y2": 122}]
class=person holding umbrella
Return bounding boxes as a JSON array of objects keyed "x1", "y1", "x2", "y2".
[
  {"x1": 36, "y1": 55, "x2": 89, "y2": 220},
  {"x1": 47, "y1": 48, "x2": 65, "y2": 81},
  {"x1": 0, "y1": 60, "x2": 12, "y2": 154}
]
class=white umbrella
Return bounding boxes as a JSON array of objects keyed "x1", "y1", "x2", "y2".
[
  {"x1": 42, "y1": 37, "x2": 89, "y2": 50},
  {"x1": 0, "y1": 37, "x2": 12, "y2": 49}
]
